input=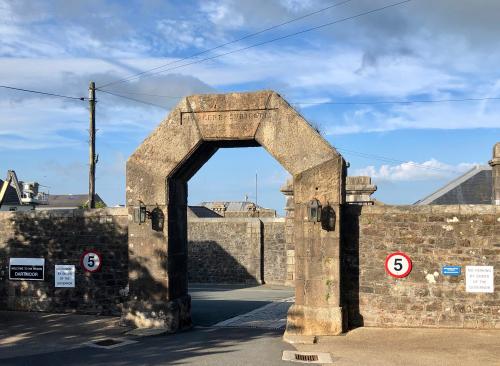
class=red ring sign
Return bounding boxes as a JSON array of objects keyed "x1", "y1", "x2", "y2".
[
  {"x1": 80, "y1": 250, "x2": 102, "y2": 273},
  {"x1": 385, "y1": 252, "x2": 412, "y2": 278}
]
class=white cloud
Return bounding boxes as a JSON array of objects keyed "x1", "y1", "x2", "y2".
[
  {"x1": 353, "y1": 159, "x2": 478, "y2": 182},
  {"x1": 156, "y1": 20, "x2": 206, "y2": 50},
  {"x1": 324, "y1": 97, "x2": 500, "y2": 136},
  {"x1": 1, "y1": 0, "x2": 500, "y2": 150},
  {"x1": 0, "y1": 57, "x2": 215, "y2": 149},
  {"x1": 200, "y1": 1, "x2": 244, "y2": 29},
  {"x1": 279, "y1": 0, "x2": 315, "y2": 13}
]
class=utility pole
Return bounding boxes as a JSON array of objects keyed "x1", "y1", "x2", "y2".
[
  {"x1": 255, "y1": 172, "x2": 258, "y2": 207},
  {"x1": 88, "y1": 81, "x2": 96, "y2": 209}
]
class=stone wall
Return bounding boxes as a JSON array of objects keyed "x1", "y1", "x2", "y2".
[
  {"x1": 342, "y1": 204, "x2": 499, "y2": 329},
  {"x1": 0, "y1": 210, "x2": 287, "y2": 316},
  {"x1": 262, "y1": 218, "x2": 287, "y2": 285},
  {"x1": 187, "y1": 218, "x2": 261, "y2": 284},
  {"x1": 0, "y1": 208, "x2": 128, "y2": 315},
  {"x1": 2, "y1": 203, "x2": 498, "y2": 331},
  {"x1": 187, "y1": 217, "x2": 286, "y2": 285}
]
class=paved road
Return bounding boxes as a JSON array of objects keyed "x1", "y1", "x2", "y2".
[
  {"x1": 1, "y1": 284, "x2": 498, "y2": 366},
  {"x1": 0, "y1": 284, "x2": 295, "y2": 366},
  {"x1": 190, "y1": 283, "x2": 294, "y2": 326},
  {"x1": 1, "y1": 327, "x2": 296, "y2": 366}
]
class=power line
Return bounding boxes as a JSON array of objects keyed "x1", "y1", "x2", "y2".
[
  {"x1": 98, "y1": 90, "x2": 183, "y2": 99},
  {"x1": 92, "y1": 90, "x2": 500, "y2": 106},
  {"x1": 98, "y1": 0, "x2": 355, "y2": 88},
  {"x1": 97, "y1": 99, "x2": 461, "y2": 174},
  {"x1": 92, "y1": 92, "x2": 469, "y2": 175},
  {"x1": 0, "y1": 84, "x2": 87, "y2": 101},
  {"x1": 99, "y1": 0, "x2": 412, "y2": 89},
  {"x1": 98, "y1": 89, "x2": 169, "y2": 110},
  {"x1": 336, "y1": 147, "x2": 463, "y2": 173},
  {"x1": 293, "y1": 96, "x2": 500, "y2": 106}
]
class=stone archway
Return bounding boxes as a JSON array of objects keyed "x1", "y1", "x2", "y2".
[{"x1": 124, "y1": 91, "x2": 346, "y2": 336}]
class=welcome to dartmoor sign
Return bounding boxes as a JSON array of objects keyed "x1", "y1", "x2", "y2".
[{"x1": 9, "y1": 258, "x2": 45, "y2": 281}]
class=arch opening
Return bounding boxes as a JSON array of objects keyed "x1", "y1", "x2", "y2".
[{"x1": 186, "y1": 145, "x2": 294, "y2": 328}]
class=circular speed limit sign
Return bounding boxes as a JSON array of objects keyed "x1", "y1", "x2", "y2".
[
  {"x1": 80, "y1": 250, "x2": 102, "y2": 273},
  {"x1": 385, "y1": 252, "x2": 412, "y2": 278}
]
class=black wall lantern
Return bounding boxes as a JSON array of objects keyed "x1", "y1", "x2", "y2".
[
  {"x1": 133, "y1": 201, "x2": 147, "y2": 224},
  {"x1": 307, "y1": 199, "x2": 322, "y2": 222},
  {"x1": 133, "y1": 201, "x2": 164, "y2": 231},
  {"x1": 321, "y1": 204, "x2": 336, "y2": 231},
  {"x1": 150, "y1": 207, "x2": 165, "y2": 232}
]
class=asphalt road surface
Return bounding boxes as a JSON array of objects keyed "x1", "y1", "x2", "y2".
[
  {"x1": 1, "y1": 284, "x2": 498, "y2": 366},
  {"x1": 0, "y1": 284, "x2": 295, "y2": 366},
  {"x1": 190, "y1": 283, "x2": 294, "y2": 326}
]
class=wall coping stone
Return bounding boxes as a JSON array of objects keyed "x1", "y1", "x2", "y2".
[
  {"x1": 188, "y1": 217, "x2": 285, "y2": 223},
  {"x1": 358, "y1": 204, "x2": 498, "y2": 215},
  {"x1": 0, "y1": 207, "x2": 128, "y2": 219}
]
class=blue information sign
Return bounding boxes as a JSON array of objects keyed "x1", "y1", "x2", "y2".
[{"x1": 442, "y1": 266, "x2": 461, "y2": 276}]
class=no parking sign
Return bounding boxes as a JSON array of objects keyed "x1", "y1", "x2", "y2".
[
  {"x1": 385, "y1": 252, "x2": 412, "y2": 278},
  {"x1": 80, "y1": 250, "x2": 102, "y2": 273}
]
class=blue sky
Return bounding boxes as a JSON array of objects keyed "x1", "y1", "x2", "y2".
[{"x1": 1, "y1": 0, "x2": 499, "y2": 214}]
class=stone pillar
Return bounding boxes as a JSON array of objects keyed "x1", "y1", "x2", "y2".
[
  {"x1": 345, "y1": 176, "x2": 377, "y2": 205},
  {"x1": 280, "y1": 179, "x2": 295, "y2": 286},
  {"x1": 489, "y1": 142, "x2": 500, "y2": 205},
  {"x1": 211, "y1": 202, "x2": 227, "y2": 217},
  {"x1": 284, "y1": 158, "x2": 346, "y2": 339}
]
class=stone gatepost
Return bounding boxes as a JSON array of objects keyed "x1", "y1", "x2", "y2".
[
  {"x1": 284, "y1": 158, "x2": 346, "y2": 338},
  {"x1": 345, "y1": 176, "x2": 377, "y2": 205},
  {"x1": 281, "y1": 179, "x2": 295, "y2": 286},
  {"x1": 489, "y1": 142, "x2": 500, "y2": 205}
]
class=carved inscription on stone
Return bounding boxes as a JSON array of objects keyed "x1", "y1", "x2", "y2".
[
  {"x1": 182, "y1": 110, "x2": 276, "y2": 123},
  {"x1": 182, "y1": 109, "x2": 277, "y2": 139}
]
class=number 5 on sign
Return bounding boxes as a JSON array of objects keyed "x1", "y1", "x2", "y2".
[
  {"x1": 385, "y1": 252, "x2": 412, "y2": 278},
  {"x1": 81, "y1": 250, "x2": 102, "y2": 273}
]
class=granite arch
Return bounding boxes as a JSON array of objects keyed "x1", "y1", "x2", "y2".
[{"x1": 124, "y1": 90, "x2": 346, "y2": 336}]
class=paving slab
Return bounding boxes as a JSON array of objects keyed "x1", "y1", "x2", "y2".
[
  {"x1": 214, "y1": 297, "x2": 294, "y2": 329},
  {"x1": 297, "y1": 327, "x2": 500, "y2": 366}
]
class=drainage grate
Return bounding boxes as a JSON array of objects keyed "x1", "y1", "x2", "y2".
[
  {"x1": 295, "y1": 353, "x2": 319, "y2": 362},
  {"x1": 282, "y1": 350, "x2": 333, "y2": 364},
  {"x1": 85, "y1": 338, "x2": 138, "y2": 350},
  {"x1": 93, "y1": 339, "x2": 123, "y2": 347}
]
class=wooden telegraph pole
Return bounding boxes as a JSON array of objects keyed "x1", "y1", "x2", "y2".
[{"x1": 88, "y1": 81, "x2": 96, "y2": 209}]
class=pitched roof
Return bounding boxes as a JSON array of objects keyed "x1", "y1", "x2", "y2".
[
  {"x1": 414, "y1": 165, "x2": 492, "y2": 205},
  {"x1": 0, "y1": 178, "x2": 21, "y2": 205},
  {"x1": 187, "y1": 206, "x2": 222, "y2": 218},
  {"x1": 45, "y1": 194, "x2": 106, "y2": 208}
]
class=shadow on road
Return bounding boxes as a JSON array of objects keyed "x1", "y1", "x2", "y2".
[{"x1": 0, "y1": 326, "x2": 292, "y2": 366}]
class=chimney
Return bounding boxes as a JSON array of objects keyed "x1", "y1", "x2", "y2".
[{"x1": 489, "y1": 142, "x2": 500, "y2": 205}]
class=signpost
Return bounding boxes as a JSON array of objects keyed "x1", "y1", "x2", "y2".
[
  {"x1": 385, "y1": 252, "x2": 412, "y2": 278},
  {"x1": 9, "y1": 258, "x2": 45, "y2": 281},
  {"x1": 466, "y1": 266, "x2": 494, "y2": 293},
  {"x1": 55, "y1": 265, "x2": 75, "y2": 287},
  {"x1": 80, "y1": 250, "x2": 102, "y2": 273}
]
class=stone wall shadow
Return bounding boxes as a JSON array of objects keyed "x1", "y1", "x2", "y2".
[
  {"x1": 188, "y1": 240, "x2": 259, "y2": 284},
  {"x1": 0, "y1": 211, "x2": 129, "y2": 315},
  {"x1": 340, "y1": 205, "x2": 363, "y2": 329}
]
